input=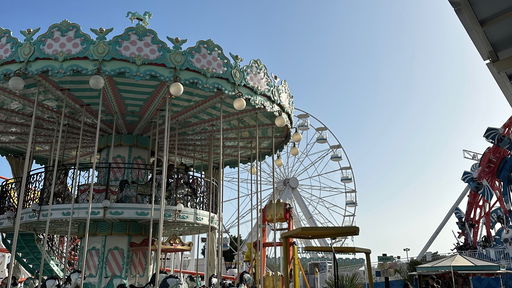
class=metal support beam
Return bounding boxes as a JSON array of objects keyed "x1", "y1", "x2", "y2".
[{"x1": 417, "y1": 185, "x2": 470, "y2": 260}]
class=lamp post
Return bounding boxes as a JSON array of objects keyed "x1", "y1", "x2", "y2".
[{"x1": 403, "y1": 248, "x2": 410, "y2": 262}]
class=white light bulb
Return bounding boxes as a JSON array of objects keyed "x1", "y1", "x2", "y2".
[
  {"x1": 89, "y1": 75, "x2": 105, "y2": 89},
  {"x1": 8, "y1": 76, "x2": 25, "y2": 92},
  {"x1": 233, "y1": 97, "x2": 246, "y2": 110},
  {"x1": 275, "y1": 156, "x2": 283, "y2": 167},
  {"x1": 275, "y1": 115, "x2": 286, "y2": 127},
  {"x1": 290, "y1": 145, "x2": 299, "y2": 156},
  {"x1": 291, "y1": 131, "x2": 302, "y2": 143},
  {"x1": 169, "y1": 82, "x2": 184, "y2": 96}
]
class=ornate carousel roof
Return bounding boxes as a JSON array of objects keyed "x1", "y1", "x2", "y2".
[{"x1": 0, "y1": 14, "x2": 293, "y2": 168}]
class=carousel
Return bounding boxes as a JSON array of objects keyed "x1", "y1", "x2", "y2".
[{"x1": 0, "y1": 12, "x2": 359, "y2": 288}]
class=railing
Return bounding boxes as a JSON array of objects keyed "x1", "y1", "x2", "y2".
[
  {"x1": 458, "y1": 248, "x2": 512, "y2": 268},
  {"x1": 0, "y1": 162, "x2": 219, "y2": 216},
  {"x1": 37, "y1": 234, "x2": 80, "y2": 273}
]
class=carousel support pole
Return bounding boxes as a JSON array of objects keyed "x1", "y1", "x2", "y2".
[
  {"x1": 60, "y1": 122, "x2": 69, "y2": 163},
  {"x1": 66, "y1": 106, "x2": 85, "y2": 272},
  {"x1": 147, "y1": 119, "x2": 159, "y2": 280},
  {"x1": 38, "y1": 99, "x2": 67, "y2": 287},
  {"x1": 249, "y1": 142, "x2": 254, "y2": 277},
  {"x1": 79, "y1": 82, "x2": 104, "y2": 288},
  {"x1": 6, "y1": 89, "x2": 39, "y2": 288},
  {"x1": 206, "y1": 125, "x2": 215, "y2": 286},
  {"x1": 155, "y1": 94, "x2": 172, "y2": 286},
  {"x1": 48, "y1": 119, "x2": 58, "y2": 168},
  {"x1": 272, "y1": 127, "x2": 278, "y2": 287},
  {"x1": 179, "y1": 252, "x2": 184, "y2": 281},
  {"x1": 236, "y1": 120, "x2": 241, "y2": 275},
  {"x1": 217, "y1": 98, "x2": 224, "y2": 284},
  {"x1": 255, "y1": 113, "x2": 262, "y2": 287},
  {"x1": 109, "y1": 116, "x2": 116, "y2": 163},
  {"x1": 195, "y1": 234, "x2": 200, "y2": 284},
  {"x1": 105, "y1": 116, "x2": 116, "y2": 201}
]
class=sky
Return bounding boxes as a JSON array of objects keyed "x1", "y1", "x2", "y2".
[{"x1": 0, "y1": 0, "x2": 510, "y2": 262}]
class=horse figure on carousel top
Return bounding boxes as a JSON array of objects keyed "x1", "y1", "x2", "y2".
[{"x1": 126, "y1": 11, "x2": 152, "y2": 27}]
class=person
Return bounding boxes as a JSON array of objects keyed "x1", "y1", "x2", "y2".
[
  {"x1": 403, "y1": 281, "x2": 413, "y2": 288},
  {"x1": 435, "y1": 279, "x2": 442, "y2": 287},
  {"x1": 428, "y1": 275, "x2": 438, "y2": 288}
]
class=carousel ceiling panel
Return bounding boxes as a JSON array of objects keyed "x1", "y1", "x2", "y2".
[{"x1": 0, "y1": 15, "x2": 293, "y2": 169}]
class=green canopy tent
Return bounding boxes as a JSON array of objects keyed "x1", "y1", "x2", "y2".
[{"x1": 416, "y1": 254, "x2": 502, "y2": 287}]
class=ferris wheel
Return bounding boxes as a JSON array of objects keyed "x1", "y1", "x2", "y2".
[{"x1": 222, "y1": 108, "x2": 357, "y2": 248}]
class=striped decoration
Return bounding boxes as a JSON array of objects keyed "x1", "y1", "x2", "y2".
[
  {"x1": 106, "y1": 248, "x2": 125, "y2": 277},
  {"x1": 85, "y1": 248, "x2": 100, "y2": 277},
  {"x1": 130, "y1": 250, "x2": 147, "y2": 276},
  {"x1": 483, "y1": 127, "x2": 501, "y2": 144},
  {"x1": 110, "y1": 155, "x2": 126, "y2": 182},
  {"x1": 479, "y1": 181, "x2": 494, "y2": 202},
  {"x1": 454, "y1": 207, "x2": 464, "y2": 220}
]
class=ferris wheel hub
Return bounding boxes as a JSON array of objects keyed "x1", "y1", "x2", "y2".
[{"x1": 284, "y1": 177, "x2": 300, "y2": 189}]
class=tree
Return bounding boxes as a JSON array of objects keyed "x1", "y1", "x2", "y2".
[{"x1": 324, "y1": 272, "x2": 364, "y2": 288}]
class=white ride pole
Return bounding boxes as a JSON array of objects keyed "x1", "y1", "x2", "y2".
[
  {"x1": 66, "y1": 105, "x2": 86, "y2": 272},
  {"x1": 147, "y1": 119, "x2": 159, "y2": 279},
  {"x1": 38, "y1": 99, "x2": 67, "y2": 287},
  {"x1": 6, "y1": 88, "x2": 39, "y2": 288},
  {"x1": 79, "y1": 81, "x2": 104, "y2": 288},
  {"x1": 155, "y1": 94, "x2": 171, "y2": 286},
  {"x1": 217, "y1": 99, "x2": 224, "y2": 283},
  {"x1": 236, "y1": 121, "x2": 241, "y2": 275}
]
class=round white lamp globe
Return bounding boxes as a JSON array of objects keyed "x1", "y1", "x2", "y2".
[
  {"x1": 8, "y1": 76, "x2": 25, "y2": 92},
  {"x1": 275, "y1": 115, "x2": 286, "y2": 127},
  {"x1": 291, "y1": 131, "x2": 302, "y2": 143},
  {"x1": 275, "y1": 156, "x2": 283, "y2": 167},
  {"x1": 89, "y1": 75, "x2": 105, "y2": 89},
  {"x1": 169, "y1": 82, "x2": 184, "y2": 96},
  {"x1": 233, "y1": 97, "x2": 246, "y2": 111},
  {"x1": 290, "y1": 145, "x2": 299, "y2": 156}
]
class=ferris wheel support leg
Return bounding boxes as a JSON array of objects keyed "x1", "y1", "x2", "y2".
[{"x1": 417, "y1": 185, "x2": 470, "y2": 260}]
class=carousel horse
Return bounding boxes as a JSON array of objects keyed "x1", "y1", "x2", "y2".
[
  {"x1": 183, "y1": 275, "x2": 197, "y2": 288},
  {"x1": 41, "y1": 276, "x2": 62, "y2": 288},
  {"x1": 105, "y1": 276, "x2": 127, "y2": 288},
  {"x1": 236, "y1": 272, "x2": 253, "y2": 288},
  {"x1": 158, "y1": 275, "x2": 181, "y2": 288},
  {"x1": 219, "y1": 279, "x2": 235, "y2": 288},
  {"x1": 135, "y1": 271, "x2": 169, "y2": 288},
  {"x1": 22, "y1": 276, "x2": 38, "y2": 288},
  {"x1": 62, "y1": 270, "x2": 82, "y2": 288},
  {"x1": 0, "y1": 276, "x2": 18, "y2": 287},
  {"x1": 207, "y1": 275, "x2": 218, "y2": 288}
]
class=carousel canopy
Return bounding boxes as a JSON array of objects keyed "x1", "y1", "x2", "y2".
[{"x1": 0, "y1": 13, "x2": 293, "y2": 168}]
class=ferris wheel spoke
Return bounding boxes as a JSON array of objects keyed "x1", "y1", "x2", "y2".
[
  {"x1": 223, "y1": 185, "x2": 274, "y2": 203},
  {"x1": 262, "y1": 159, "x2": 282, "y2": 183},
  {"x1": 292, "y1": 148, "x2": 331, "y2": 178},
  {"x1": 224, "y1": 197, "x2": 252, "y2": 228},
  {"x1": 297, "y1": 187, "x2": 350, "y2": 216},
  {"x1": 298, "y1": 184, "x2": 346, "y2": 193},
  {"x1": 298, "y1": 169, "x2": 340, "y2": 182}
]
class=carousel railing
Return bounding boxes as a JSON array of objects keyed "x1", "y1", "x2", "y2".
[
  {"x1": 37, "y1": 234, "x2": 80, "y2": 272},
  {"x1": 0, "y1": 162, "x2": 219, "y2": 216}
]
